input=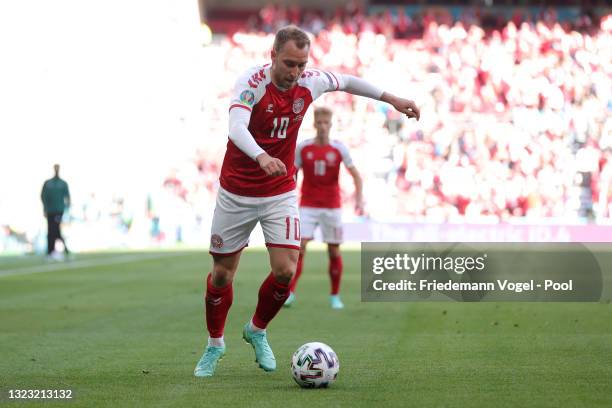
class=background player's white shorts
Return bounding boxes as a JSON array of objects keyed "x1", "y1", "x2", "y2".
[
  {"x1": 299, "y1": 206, "x2": 343, "y2": 244},
  {"x1": 209, "y1": 187, "x2": 300, "y2": 255}
]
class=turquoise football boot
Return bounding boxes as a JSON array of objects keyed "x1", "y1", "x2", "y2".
[
  {"x1": 242, "y1": 323, "x2": 276, "y2": 372},
  {"x1": 194, "y1": 344, "x2": 225, "y2": 377},
  {"x1": 330, "y1": 294, "x2": 344, "y2": 309},
  {"x1": 283, "y1": 292, "x2": 296, "y2": 308}
]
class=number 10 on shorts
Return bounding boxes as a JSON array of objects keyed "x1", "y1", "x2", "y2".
[{"x1": 285, "y1": 217, "x2": 300, "y2": 240}]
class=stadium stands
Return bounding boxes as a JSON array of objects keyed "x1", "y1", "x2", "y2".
[{"x1": 170, "y1": 9, "x2": 611, "y2": 225}]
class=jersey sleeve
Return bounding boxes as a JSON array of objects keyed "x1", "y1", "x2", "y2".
[
  {"x1": 334, "y1": 141, "x2": 355, "y2": 168},
  {"x1": 41, "y1": 181, "x2": 48, "y2": 205},
  {"x1": 227, "y1": 67, "x2": 269, "y2": 160},
  {"x1": 229, "y1": 67, "x2": 268, "y2": 113},
  {"x1": 63, "y1": 181, "x2": 71, "y2": 204},
  {"x1": 300, "y1": 69, "x2": 346, "y2": 101}
]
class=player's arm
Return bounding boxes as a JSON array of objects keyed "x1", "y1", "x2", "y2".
[
  {"x1": 334, "y1": 74, "x2": 420, "y2": 121},
  {"x1": 380, "y1": 91, "x2": 420, "y2": 121},
  {"x1": 64, "y1": 182, "x2": 71, "y2": 209},
  {"x1": 228, "y1": 105, "x2": 287, "y2": 177},
  {"x1": 346, "y1": 165, "x2": 364, "y2": 214},
  {"x1": 41, "y1": 181, "x2": 48, "y2": 216},
  {"x1": 335, "y1": 140, "x2": 363, "y2": 213},
  {"x1": 294, "y1": 141, "x2": 304, "y2": 181}
]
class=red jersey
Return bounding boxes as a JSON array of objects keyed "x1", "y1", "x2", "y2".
[
  {"x1": 220, "y1": 65, "x2": 342, "y2": 197},
  {"x1": 296, "y1": 138, "x2": 354, "y2": 208}
]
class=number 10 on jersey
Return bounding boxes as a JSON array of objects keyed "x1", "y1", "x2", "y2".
[{"x1": 271, "y1": 117, "x2": 289, "y2": 139}]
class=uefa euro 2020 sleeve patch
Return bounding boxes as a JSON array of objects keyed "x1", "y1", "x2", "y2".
[{"x1": 239, "y1": 90, "x2": 255, "y2": 107}]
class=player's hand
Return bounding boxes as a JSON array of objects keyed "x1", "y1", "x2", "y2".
[
  {"x1": 256, "y1": 153, "x2": 287, "y2": 177},
  {"x1": 382, "y1": 93, "x2": 420, "y2": 121},
  {"x1": 355, "y1": 195, "x2": 364, "y2": 215}
]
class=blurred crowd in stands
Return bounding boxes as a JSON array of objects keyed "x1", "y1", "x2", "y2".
[
  {"x1": 246, "y1": 1, "x2": 602, "y2": 39},
  {"x1": 2, "y1": 6, "x2": 611, "y2": 253},
  {"x1": 174, "y1": 6, "x2": 611, "y2": 226}
]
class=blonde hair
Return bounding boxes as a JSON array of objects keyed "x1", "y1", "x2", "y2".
[{"x1": 313, "y1": 106, "x2": 333, "y2": 118}]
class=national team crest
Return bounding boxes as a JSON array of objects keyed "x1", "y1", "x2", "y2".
[
  {"x1": 292, "y1": 98, "x2": 304, "y2": 114},
  {"x1": 326, "y1": 152, "x2": 337, "y2": 163},
  {"x1": 210, "y1": 234, "x2": 224, "y2": 249}
]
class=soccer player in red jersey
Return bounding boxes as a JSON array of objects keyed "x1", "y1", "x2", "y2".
[
  {"x1": 195, "y1": 25, "x2": 420, "y2": 377},
  {"x1": 284, "y1": 107, "x2": 362, "y2": 309}
]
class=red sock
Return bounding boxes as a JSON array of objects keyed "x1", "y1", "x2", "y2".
[
  {"x1": 205, "y1": 274, "x2": 233, "y2": 338},
  {"x1": 329, "y1": 255, "x2": 343, "y2": 295},
  {"x1": 289, "y1": 252, "x2": 304, "y2": 293},
  {"x1": 252, "y1": 273, "x2": 289, "y2": 329}
]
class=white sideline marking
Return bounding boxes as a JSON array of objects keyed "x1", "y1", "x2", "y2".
[{"x1": 0, "y1": 253, "x2": 189, "y2": 278}]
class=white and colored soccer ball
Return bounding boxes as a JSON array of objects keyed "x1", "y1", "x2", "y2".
[{"x1": 291, "y1": 342, "x2": 339, "y2": 388}]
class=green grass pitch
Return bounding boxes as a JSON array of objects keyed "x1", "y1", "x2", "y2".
[{"x1": 1, "y1": 249, "x2": 611, "y2": 407}]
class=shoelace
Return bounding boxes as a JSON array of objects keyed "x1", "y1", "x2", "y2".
[
  {"x1": 251, "y1": 332, "x2": 273, "y2": 352},
  {"x1": 203, "y1": 348, "x2": 222, "y2": 360}
]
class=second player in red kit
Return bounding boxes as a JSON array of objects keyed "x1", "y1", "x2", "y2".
[{"x1": 285, "y1": 107, "x2": 363, "y2": 309}]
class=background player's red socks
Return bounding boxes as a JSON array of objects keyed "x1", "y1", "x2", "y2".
[
  {"x1": 205, "y1": 273, "x2": 233, "y2": 338},
  {"x1": 252, "y1": 273, "x2": 289, "y2": 329},
  {"x1": 289, "y1": 253, "x2": 304, "y2": 293},
  {"x1": 329, "y1": 255, "x2": 343, "y2": 295}
]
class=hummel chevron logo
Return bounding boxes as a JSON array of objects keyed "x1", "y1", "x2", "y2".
[
  {"x1": 207, "y1": 297, "x2": 222, "y2": 306},
  {"x1": 273, "y1": 291, "x2": 286, "y2": 301}
]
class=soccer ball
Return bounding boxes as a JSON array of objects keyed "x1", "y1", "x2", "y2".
[{"x1": 291, "y1": 342, "x2": 339, "y2": 388}]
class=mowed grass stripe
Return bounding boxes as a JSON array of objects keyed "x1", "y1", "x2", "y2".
[{"x1": 0, "y1": 252, "x2": 193, "y2": 278}]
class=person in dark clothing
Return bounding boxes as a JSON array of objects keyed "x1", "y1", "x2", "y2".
[{"x1": 41, "y1": 164, "x2": 71, "y2": 257}]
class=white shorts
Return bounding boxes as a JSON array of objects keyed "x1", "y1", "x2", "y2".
[
  {"x1": 209, "y1": 187, "x2": 301, "y2": 256},
  {"x1": 299, "y1": 206, "x2": 343, "y2": 244}
]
